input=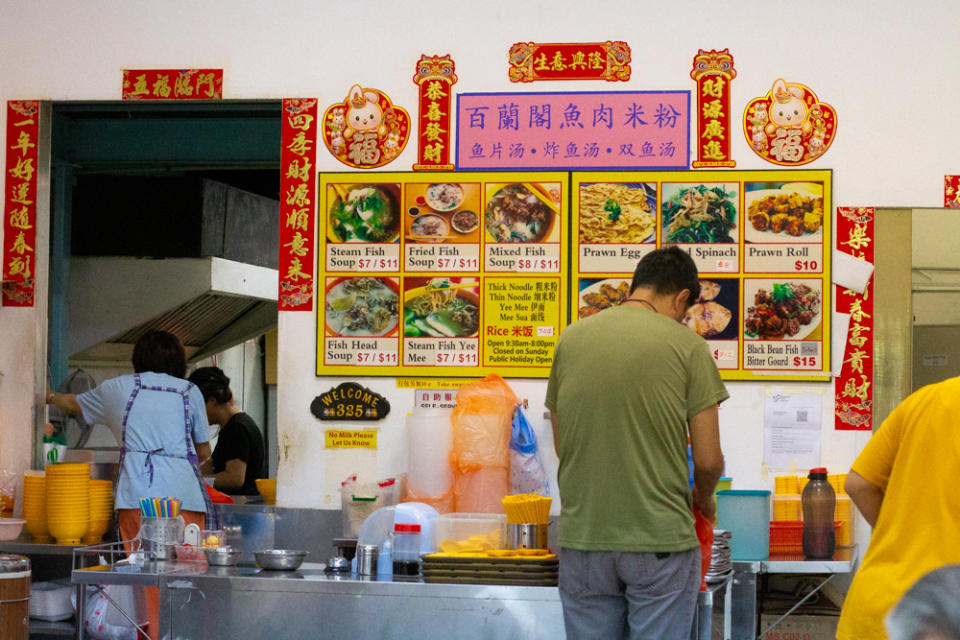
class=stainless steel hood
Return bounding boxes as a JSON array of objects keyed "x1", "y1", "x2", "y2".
[{"x1": 68, "y1": 256, "x2": 278, "y2": 363}]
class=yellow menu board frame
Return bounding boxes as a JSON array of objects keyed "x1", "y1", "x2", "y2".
[
  {"x1": 571, "y1": 169, "x2": 832, "y2": 382},
  {"x1": 317, "y1": 171, "x2": 569, "y2": 378}
]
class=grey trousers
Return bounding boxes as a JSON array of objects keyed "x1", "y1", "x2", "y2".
[{"x1": 558, "y1": 547, "x2": 701, "y2": 640}]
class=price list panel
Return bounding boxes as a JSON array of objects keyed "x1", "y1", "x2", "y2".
[
  {"x1": 571, "y1": 169, "x2": 831, "y2": 381},
  {"x1": 317, "y1": 171, "x2": 567, "y2": 378}
]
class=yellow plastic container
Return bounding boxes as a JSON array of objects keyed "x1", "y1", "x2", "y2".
[
  {"x1": 772, "y1": 495, "x2": 801, "y2": 521},
  {"x1": 774, "y1": 475, "x2": 799, "y2": 495}
]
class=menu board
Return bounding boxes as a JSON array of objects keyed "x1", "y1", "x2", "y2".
[
  {"x1": 317, "y1": 172, "x2": 568, "y2": 377},
  {"x1": 571, "y1": 169, "x2": 831, "y2": 381}
]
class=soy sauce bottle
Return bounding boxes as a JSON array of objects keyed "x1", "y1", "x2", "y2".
[
  {"x1": 391, "y1": 523, "x2": 422, "y2": 578},
  {"x1": 802, "y1": 468, "x2": 836, "y2": 559}
]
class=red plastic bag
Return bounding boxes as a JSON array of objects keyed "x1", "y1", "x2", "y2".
[
  {"x1": 205, "y1": 483, "x2": 234, "y2": 504},
  {"x1": 693, "y1": 505, "x2": 713, "y2": 591}
]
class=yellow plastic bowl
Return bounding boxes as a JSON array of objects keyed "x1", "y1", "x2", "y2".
[{"x1": 256, "y1": 479, "x2": 277, "y2": 504}]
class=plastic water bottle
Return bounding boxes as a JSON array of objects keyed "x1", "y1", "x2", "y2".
[{"x1": 801, "y1": 467, "x2": 836, "y2": 559}]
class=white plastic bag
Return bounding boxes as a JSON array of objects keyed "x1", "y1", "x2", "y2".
[{"x1": 78, "y1": 584, "x2": 147, "y2": 640}]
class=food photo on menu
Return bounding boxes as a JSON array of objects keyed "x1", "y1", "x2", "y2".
[
  {"x1": 683, "y1": 278, "x2": 740, "y2": 341},
  {"x1": 403, "y1": 277, "x2": 480, "y2": 338},
  {"x1": 743, "y1": 279, "x2": 822, "y2": 340},
  {"x1": 327, "y1": 182, "x2": 402, "y2": 243},
  {"x1": 577, "y1": 277, "x2": 631, "y2": 319},
  {"x1": 744, "y1": 181, "x2": 824, "y2": 241},
  {"x1": 660, "y1": 182, "x2": 739, "y2": 244},
  {"x1": 578, "y1": 182, "x2": 656, "y2": 243},
  {"x1": 404, "y1": 182, "x2": 481, "y2": 243},
  {"x1": 324, "y1": 277, "x2": 400, "y2": 336},
  {"x1": 484, "y1": 182, "x2": 561, "y2": 243}
]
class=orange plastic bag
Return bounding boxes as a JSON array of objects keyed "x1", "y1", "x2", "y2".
[
  {"x1": 450, "y1": 375, "x2": 516, "y2": 513},
  {"x1": 693, "y1": 505, "x2": 713, "y2": 591}
]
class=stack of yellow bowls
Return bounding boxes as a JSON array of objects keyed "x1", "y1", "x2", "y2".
[
  {"x1": 84, "y1": 480, "x2": 114, "y2": 544},
  {"x1": 22, "y1": 473, "x2": 50, "y2": 543},
  {"x1": 45, "y1": 463, "x2": 90, "y2": 545}
]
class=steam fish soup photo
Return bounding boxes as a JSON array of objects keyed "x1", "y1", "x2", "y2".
[
  {"x1": 325, "y1": 277, "x2": 399, "y2": 337},
  {"x1": 328, "y1": 183, "x2": 401, "y2": 243},
  {"x1": 485, "y1": 183, "x2": 558, "y2": 243}
]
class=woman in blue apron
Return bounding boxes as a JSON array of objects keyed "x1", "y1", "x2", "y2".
[{"x1": 47, "y1": 329, "x2": 217, "y2": 640}]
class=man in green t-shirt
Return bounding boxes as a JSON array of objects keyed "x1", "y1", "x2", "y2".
[{"x1": 546, "y1": 246, "x2": 728, "y2": 640}]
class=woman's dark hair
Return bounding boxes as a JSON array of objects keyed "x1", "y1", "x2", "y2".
[
  {"x1": 187, "y1": 366, "x2": 233, "y2": 405},
  {"x1": 132, "y1": 330, "x2": 187, "y2": 378},
  {"x1": 630, "y1": 245, "x2": 701, "y2": 303}
]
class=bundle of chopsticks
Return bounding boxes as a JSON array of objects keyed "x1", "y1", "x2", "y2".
[
  {"x1": 139, "y1": 497, "x2": 181, "y2": 518},
  {"x1": 502, "y1": 493, "x2": 552, "y2": 525}
]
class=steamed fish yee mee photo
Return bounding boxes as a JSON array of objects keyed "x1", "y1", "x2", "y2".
[
  {"x1": 485, "y1": 183, "x2": 554, "y2": 243},
  {"x1": 325, "y1": 277, "x2": 399, "y2": 336},
  {"x1": 404, "y1": 278, "x2": 480, "y2": 338},
  {"x1": 328, "y1": 184, "x2": 400, "y2": 242},
  {"x1": 579, "y1": 183, "x2": 655, "y2": 243}
]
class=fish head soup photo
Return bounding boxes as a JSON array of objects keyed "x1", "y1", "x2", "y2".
[
  {"x1": 325, "y1": 277, "x2": 400, "y2": 337},
  {"x1": 484, "y1": 182, "x2": 560, "y2": 243}
]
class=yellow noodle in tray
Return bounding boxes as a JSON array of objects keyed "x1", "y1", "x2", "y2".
[
  {"x1": 579, "y1": 183, "x2": 655, "y2": 243},
  {"x1": 502, "y1": 493, "x2": 552, "y2": 525}
]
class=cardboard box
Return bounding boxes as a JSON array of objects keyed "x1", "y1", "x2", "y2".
[{"x1": 760, "y1": 614, "x2": 839, "y2": 640}]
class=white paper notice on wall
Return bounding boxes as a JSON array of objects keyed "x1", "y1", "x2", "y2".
[
  {"x1": 763, "y1": 391, "x2": 822, "y2": 471},
  {"x1": 832, "y1": 250, "x2": 874, "y2": 294},
  {"x1": 922, "y1": 354, "x2": 948, "y2": 367},
  {"x1": 831, "y1": 312, "x2": 851, "y2": 376}
]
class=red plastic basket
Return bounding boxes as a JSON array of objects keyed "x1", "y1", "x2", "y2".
[{"x1": 769, "y1": 521, "x2": 841, "y2": 554}]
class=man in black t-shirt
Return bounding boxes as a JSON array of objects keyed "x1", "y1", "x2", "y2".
[{"x1": 189, "y1": 367, "x2": 267, "y2": 495}]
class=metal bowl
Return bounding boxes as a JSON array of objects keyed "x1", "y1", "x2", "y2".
[
  {"x1": 204, "y1": 546, "x2": 241, "y2": 566},
  {"x1": 254, "y1": 549, "x2": 308, "y2": 571}
]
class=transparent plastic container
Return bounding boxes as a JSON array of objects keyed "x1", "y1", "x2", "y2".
[
  {"x1": 433, "y1": 513, "x2": 506, "y2": 552},
  {"x1": 392, "y1": 523, "x2": 421, "y2": 577},
  {"x1": 716, "y1": 490, "x2": 771, "y2": 561}
]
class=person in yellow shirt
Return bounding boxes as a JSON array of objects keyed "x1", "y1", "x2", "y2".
[{"x1": 837, "y1": 377, "x2": 960, "y2": 639}]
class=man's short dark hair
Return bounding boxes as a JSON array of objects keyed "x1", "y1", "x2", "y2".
[
  {"x1": 188, "y1": 366, "x2": 233, "y2": 404},
  {"x1": 132, "y1": 330, "x2": 187, "y2": 378},
  {"x1": 630, "y1": 245, "x2": 701, "y2": 302}
]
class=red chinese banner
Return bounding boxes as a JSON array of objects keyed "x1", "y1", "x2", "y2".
[
  {"x1": 412, "y1": 55, "x2": 457, "y2": 171},
  {"x1": 690, "y1": 49, "x2": 736, "y2": 168},
  {"x1": 834, "y1": 207, "x2": 874, "y2": 430},
  {"x1": 122, "y1": 69, "x2": 223, "y2": 100},
  {"x1": 278, "y1": 99, "x2": 318, "y2": 311},
  {"x1": 944, "y1": 175, "x2": 960, "y2": 207},
  {"x1": 2, "y1": 101, "x2": 40, "y2": 307},
  {"x1": 508, "y1": 42, "x2": 631, "y2": 82}
]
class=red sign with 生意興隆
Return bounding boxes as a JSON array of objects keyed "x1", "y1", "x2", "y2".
[
  {"x1": 455, "y1": 91, "x2": 689, "y2": 171},
  {"x1": 508, "y1": 42, "x2": 631, "y2": 82},
  {"x1": 2, "y1": 101, "x2": 40, "y2": 306}
]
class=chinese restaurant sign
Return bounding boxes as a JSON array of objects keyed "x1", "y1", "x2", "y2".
[
  {"x1": 691, "y1": 49, "x2": 736, "y2": 168},
  {"x1": 944, "y1": 175, "x2": 960, "y2": 208},
  {"x1": 413, "y1": 55, "x2": 457, "y2": 171},
  {"x1": 310, "y1": 382, "x2": 390, "y2": 421},
  {"x1": 2, "y1": 101, "x2": 39, "y2": 307},
  {"x1": 122, "y1": 69, "x2": 223, "y2": 100},
  {"x1": 278, "y1": 98, "x2": 318, "y2": 311},
  {"x1": 508, "y1": 42, "x2": 631, "y2": 82},
  {"x1": 455, "y1": 91, "x2": 689, "y2": 171},
  {"x1": 834, "y1": 207, "x2": 874, "y2": 430},
  {"x1": 321, "y1": 85, "x2": 410, "y2": 169},
  {"x1": 744, "y1": 79, "x2": 836, "y2": 166},
  {"x1": 317, "y1": 171, "x2": 567, "y2": 378},
  {"x1": 571, "y1": 169, "x2": 832, "y2": 382}
]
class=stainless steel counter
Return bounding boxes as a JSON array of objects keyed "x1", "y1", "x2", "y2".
[
  {"x1": 730, "y1": 547, "x2": 857, "y2": 640},
  {"x1": 73, "y1": 559, "x2": 729, "y2": 640}
]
